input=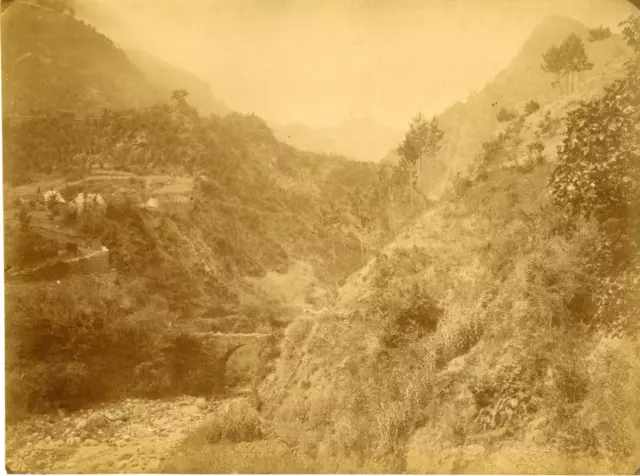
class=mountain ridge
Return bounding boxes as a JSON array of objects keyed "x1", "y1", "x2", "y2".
[
  {"x1": 393, "y1": 15, "x2": 633, "y2": 197},
  {"x1": 124, "y1": 48, "x2": 232, "y2": 117},
  {"x1": 1, "y1": 1, "x2": 164, "y2": 115},
  {"x1": 272, "y1": 116, "x2": 404, "y2": 162}
]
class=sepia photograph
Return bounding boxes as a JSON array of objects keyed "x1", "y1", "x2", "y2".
[{"x1": 2, "y1": 0, "x2": 640, "y2": 473}]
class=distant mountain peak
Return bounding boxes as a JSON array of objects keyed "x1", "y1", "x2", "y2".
[
  {"x1": 521, "y1": 16, "x2": 589, "y2": 55},
  {"x1": 272, "y1": 116, "x2": 403, "y2": 162}
]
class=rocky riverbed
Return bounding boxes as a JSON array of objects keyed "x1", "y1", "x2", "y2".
[{"x1": 6, "y1": 395, "x2": 229, "y2": 474}]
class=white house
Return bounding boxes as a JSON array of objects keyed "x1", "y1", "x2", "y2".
[
  {"x1": 43, "y1": 190, "x2": 65, "y2": 205},
  {"x1": 68, "y1": 193, "x2": 106, "y2": 215}
]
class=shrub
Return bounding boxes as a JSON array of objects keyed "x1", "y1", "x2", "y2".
[
  {"x1": 524, "y1": 100, "x2": 541, "y2": 115},
  {"x1": 201, "y1": 398, "x2": 264, "y2": 444},
  {"x1": 496, "y1": 107, "x2": 518, "y2": 122},
  {"x1": 522, "y1": 140, "x2": 546, "y2": 171},
  {"x1": 368, "y1": 248, "x2": 443, "y2": 348},
  {"x1": 537, "y1": 111, "x2": 562, "y2": 137},
  {"x1": 240, "y1": 290, "x2": 293, "y2": 331},
  {"x1": 16, "y1": 207, "x2": 32, "y2": 231},
  {"x1": 5, "y1": 229, "x2": 59, "y2": 268},
  {"x1": 588, "y1": 26, "x2": 612, "y2": 42}
]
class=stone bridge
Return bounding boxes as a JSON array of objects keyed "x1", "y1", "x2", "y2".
[{"x1": 187, "y1": 330, "x2": 275, "y2": 390}]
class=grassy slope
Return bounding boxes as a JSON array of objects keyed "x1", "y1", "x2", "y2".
[{"x1": 250, "y1": 53, "x2": 640, "y2": 474}]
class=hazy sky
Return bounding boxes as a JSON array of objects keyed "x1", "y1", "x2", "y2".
[{"x1": 82, "y1": 0, "x2": 636, "y2": 128}]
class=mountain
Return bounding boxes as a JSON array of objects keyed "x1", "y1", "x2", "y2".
[
  {"x1": 124, "y1": 49, "x2": 231, "y2": 117},
  {"x1": 270, "y1": 122, "x2": 341, "y2": 157},
  {"x1": 1, "y1": 1, "x2": 164, "y2": 115},
  {"x1": 257, "y1": 28, "x2": 640, "y2": 474},
  {"x1": 3, "y1": 15, "x2": 389, "y2": 421},
  {"x1": 411, "y1": 15, "x2": 632, "y2": 196},
  {"x1": 272, "y1": 117, "x2": 404, "y2": 162}
]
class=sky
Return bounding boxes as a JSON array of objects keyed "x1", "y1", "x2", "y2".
[{"x1": 79, "y1": 0, "x2": 636, "y2": 129}]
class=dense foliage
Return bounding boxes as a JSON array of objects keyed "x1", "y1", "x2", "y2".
[
  {"x1": 5, "y1": 277, "x2": 230, "y2": 418},
  {"x1": 261, "y1": 15, "x2": 640, "y2": 474}
]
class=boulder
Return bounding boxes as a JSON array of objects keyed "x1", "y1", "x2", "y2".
[{"x1": 85, "y1": 413, "x2": 108, "y2": 431}]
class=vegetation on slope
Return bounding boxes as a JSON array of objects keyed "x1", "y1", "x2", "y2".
[
  {"x1": 1, "y1": 1, "x2": 162, "y2": 116},
  {"x1": 393, "y1": 15, "x2": 632, "y2": 199},
  {"x1": 4, "y1": 81, "x2": 425, "y2": 418},
  {"x1": 3, "y1": 0, "x2": 432, "y2": 418},
  {"x1": 234, "y1": 16, "x2": 640, "y2": 474}
]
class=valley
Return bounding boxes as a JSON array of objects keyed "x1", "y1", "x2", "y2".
[{"x1": 3, "y1": 0, "x2": 640, "y2": 474}]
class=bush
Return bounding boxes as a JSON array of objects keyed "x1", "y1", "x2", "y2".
[
  {"x1": 522, "y1": 140, "x2": 546, "y2": 171},
  {"x1": 537, "y1": 111, "x2": 562, "y2": 137},
  {"x1": 588, "y1": 26, "x2": 612, "y2": 42},
  {"x1": 5, "y1": 229, "x2": 59, "y2": 268},
  {"x1": 369, "y1": 248, "x2": 444, "y2": 348},
  {"x1": 524, "y1": 100, "x2": 541, "y2": 115},
  {"x1": 201, "y1": 398, "x2": 264, "y2": 444},
  {"x1": 240, "y1": 290, "x2": 293, "y2": 331},
  {"x1": 496, "y1": 107, "x2": 518, "y2": 122}
]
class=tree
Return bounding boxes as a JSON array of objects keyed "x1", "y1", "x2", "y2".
[
  {"x1": 347, "y1": 188, "x2": 378, "y2": 262},
  {"x1": 397, "y1": 114, "x2": 444, "y2": 208},
  {"x1": 541, "y1": 33, "x2": 594, "y2": 95},
  {"x1": 620, "y1": 14, "x2": 640, "y2": 53},
  {"x1": 588, "y1": 26, "x2": 612, "y2": 42},
  {"x1": 171, "y1": 89, "x2": 189, "y2": 109},
  {"x1": 16, "y1": 207, "x2": 31, "y2": 231},
  {"x1": 317, "y1": 202, "x2": 344, "y2": 276},
  {"x1": 549, "y1": 59, "x2": 639, "y2": 275}
]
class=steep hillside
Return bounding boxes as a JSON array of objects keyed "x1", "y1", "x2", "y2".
[
  {"x1": 1, "y1": 1, "x2": 163, "y2": 115},
  {"x1": 247, "y1": 28, "x2": 640, "y2": 474},
  {"x1": 3, "y1": 86, "x2": 416, "y2": 420},
  {"x1": 125, "y1": 49, "x2": 231, "y2": 117},
  {"x1": 413, "y1": 16, "x2": 632, "y2": 197},
  {"x1": 273, "y1": 117, "x2": 404, "y2": 162},
  {"x1": 2, "y1": 2, "x2": 410, "y2": 423}
]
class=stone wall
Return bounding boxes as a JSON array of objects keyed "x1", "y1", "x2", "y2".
[{"x1": 8, "y1": 247, "x2": 111, "y2": 282}]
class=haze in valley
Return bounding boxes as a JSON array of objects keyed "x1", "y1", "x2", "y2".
[{"x1": 77, "y1": 0, "x2": 634, "y2": 130}]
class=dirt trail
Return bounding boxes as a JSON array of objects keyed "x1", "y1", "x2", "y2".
[{"x1": 5, "y1": 395, "x2": 245, "y2": 474}]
